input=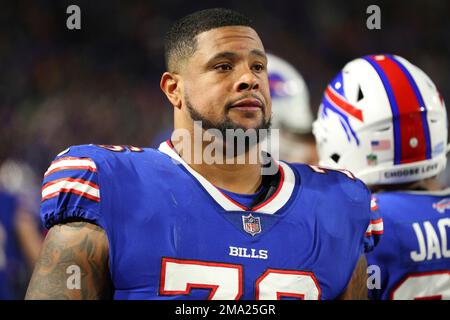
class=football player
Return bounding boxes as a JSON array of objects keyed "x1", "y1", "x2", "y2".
[
  {"x1": 313, "y1": 54, "x2": 450, "y2": 299},
  {"x1": 266, "y1": 53, "x2": 318, "y2": 164},
  {"x1": 26, "y1": 8, "x2": 380, "y2": 300},
  {"x1": 0, "y1": 160, "x2": 43, "y2": 299},
  {"x1": 0, "y1": 190, "x2": 17, "y2": 299}
]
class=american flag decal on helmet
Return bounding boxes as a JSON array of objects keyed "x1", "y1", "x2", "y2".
[{"x1": 242, "y1": 214, "x2": 262, "y2": 236}]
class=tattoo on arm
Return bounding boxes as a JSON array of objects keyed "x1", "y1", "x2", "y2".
[
  {"x1": 337, "y1": 255, "x2": 368, "y2": 300},
  {"x1": 25, "y1": 221, "x2": 112, "y2": 300}
]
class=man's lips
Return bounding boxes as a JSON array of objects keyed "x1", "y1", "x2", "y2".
[{"x1": 229, "y1": 98, "x2": 263, "y2": 111}]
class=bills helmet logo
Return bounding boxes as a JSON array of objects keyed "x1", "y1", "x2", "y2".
[
  {"x1": 432, "y1": 198, "x2": 450, "y2": 214},
  {"x1": 320, "y1": 72, "x2": 362, "y2": 146},
  {"x1": 269, "y1": 73, "x2": 290, "y2": 99},
  {"x1": 242, "y1": 214, "x2": 262, "y2": 236}
]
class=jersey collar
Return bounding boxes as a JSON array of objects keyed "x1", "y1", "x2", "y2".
[{"x1": 158, "y1": 140, "x2": 296, "y2": 214}]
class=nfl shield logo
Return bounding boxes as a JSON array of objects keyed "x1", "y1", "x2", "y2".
[{"x1": 242, "y1": 214, "x2": 261, "y2": 236}]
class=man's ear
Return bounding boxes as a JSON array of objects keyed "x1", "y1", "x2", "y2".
[{"x1": 160, "y1": 72, "x2": 182, "y2": 109}]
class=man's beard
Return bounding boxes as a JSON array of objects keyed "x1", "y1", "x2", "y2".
[{"x1": 185, "y1": 96, "x2": 272, "y2": 155}]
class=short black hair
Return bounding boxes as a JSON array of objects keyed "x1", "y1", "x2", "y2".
[{"x1": 164, "y1": 8, "x2": 253, "y2": 72}]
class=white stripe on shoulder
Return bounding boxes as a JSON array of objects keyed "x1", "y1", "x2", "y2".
[
  {"x1": 365, "y1": 219, "x2": 384, "y2": 235},
  {"x1": 41, "y1": 178, "x2": 100, "y2": 201},
  {"x1": 45, "y1": 157, "x2": 97, "y2": 176}
]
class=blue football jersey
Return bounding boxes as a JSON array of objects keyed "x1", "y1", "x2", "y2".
[
  {"x1": 0, "y1": 190, "x2": 19, "y2": 299},
  {"x1": 40, "y1": 141, "x2": 380, "y2": 300},
  {"x1": 367, "y1": 190, "x2": 450, "y2": 300}
]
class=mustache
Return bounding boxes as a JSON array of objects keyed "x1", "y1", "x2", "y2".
[{"x1": 225, "y1": 94, "x2": 265, "y2": 112}]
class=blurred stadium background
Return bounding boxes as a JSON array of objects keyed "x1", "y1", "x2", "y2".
[{"x1": 0, "y1": 0, "x2": 449, "y2": 298}]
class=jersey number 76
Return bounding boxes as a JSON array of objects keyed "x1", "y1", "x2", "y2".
[{"x1": 159, "y1": 257, "x2": 322, "y2": 300}]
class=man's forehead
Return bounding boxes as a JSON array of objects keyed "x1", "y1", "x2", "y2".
[{"x1": 195, "y1": 26, "x2": 264, "y2": 54}]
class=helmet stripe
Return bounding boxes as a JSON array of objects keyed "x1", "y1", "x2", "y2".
[
  {"x1": 363, "y1": 56, "x2": 402, "y2": 164},
  {"x1": 387, "y1": 54, "x2": 432, "y2": 160},
  {"x1": 363, "y1": 55, "x2": 430, "y2": 164}
]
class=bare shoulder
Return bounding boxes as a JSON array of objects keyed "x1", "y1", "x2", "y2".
[{"x1": 25, "y1": 220, "x2": 112, "y2": 300}]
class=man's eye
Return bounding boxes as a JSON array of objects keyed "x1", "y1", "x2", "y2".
[
  {"x1": 215, "y1": 64, "x2": 232, "y2": 71},
  {"x1": 252, "y1": 64, "x2": 265, "y2": 72}
]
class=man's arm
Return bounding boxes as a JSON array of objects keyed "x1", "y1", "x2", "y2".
[
  {"x1": 337, "y1": 255, "x2": 368, "y2": 300},
  {"x1": 14, "y1": 207, "x2": 43, "y2": 268},
  {"x1": 25, "y1": 221, "x2": 112, "y2": 300}
]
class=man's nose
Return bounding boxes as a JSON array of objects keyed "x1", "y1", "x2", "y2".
[{"x1": 235, "y1": 68, "x2": 259, "y2": 92}]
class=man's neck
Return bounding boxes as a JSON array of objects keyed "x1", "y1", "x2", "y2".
[
  {"x1": 189, "y1": 161, "x2": 263, "y2": 194},
  {"x1": 171, "y1": 137, "x2": 263, "y2": 194}
]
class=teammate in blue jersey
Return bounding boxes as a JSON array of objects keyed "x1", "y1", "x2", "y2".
[
  {"x1": 0, "y1": 191, "x2": 17, "y2": 299},
  {"x1": 0, "y1": 158, "x2": 43, "y2": 299},
  {"x1": 26, "y1": 8, "x2": 380, "y2": 300},
  {"x1": 0, "y1": 187, "x2": 42, "y2": 299},
  {"x1": 313, "y1": 54, "x2": 450, "y2": 299}
]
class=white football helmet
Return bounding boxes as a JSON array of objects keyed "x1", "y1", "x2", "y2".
[
  {"x1": 267, "y1": 53, "x2": 312, "y2": 134},
  {"x1": 313, "y1": 54, "x2": 448, "y2": 185},
  {"x1": 265, "y1": 53, "x2": 317, "y2": 163}
]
